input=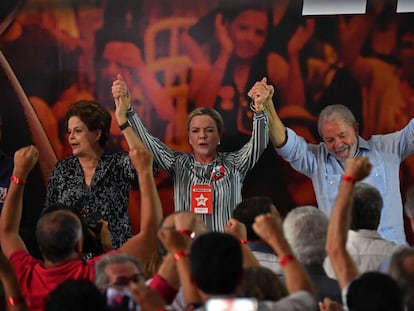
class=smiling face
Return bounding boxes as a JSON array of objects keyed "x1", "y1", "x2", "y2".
[
  {"x1": 228, "y1": 10, "x2": 269, "y2": 61},
  {"x1": 188, "y1": 115, "x2": 221, "y2": 163},
  {"x1": 67, "y1": 116, "x2": 102, "y2": 157},
  {"x1": 321, "y1": 117, "x2": 358, "y2": 162}
]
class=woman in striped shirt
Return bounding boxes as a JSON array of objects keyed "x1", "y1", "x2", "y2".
[{"x1": 112, "y1": 75, "x2": 270, "y2": 232}]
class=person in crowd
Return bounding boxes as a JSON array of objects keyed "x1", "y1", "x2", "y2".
[
  {"x1": 181, "y1": 0, "x2": 314, "y2": 211},
  {"x1": 321, "y1": 156, "x2": 404, "y2": 311},
  {"x1": 44, "y1": 279, "x2": 106, "y2": 311},
  {"x1": 0, "y1": 113, "x2": 13, "y2": 212},
  {"x1": 232, "y1": 196, "x2": 283, "y2": 274},
  {"x1": 235, "y1": 265, "x2": 288, "y2": 301},
  {"x1": 112, "y1": 74, "x2": 269, "y2": 232},
  {"x1": 46, "y1": 99, "x2": 142, "y2": 249},
  {"x1": 389, "y1": 247, "x2": 414, "y2": 288},
  {"x1": 324, "y1": 182, "x2": 400, "y2": 278},
  {"x1": 94, "y1": 252, "x2": 146, "y2": 291},
  {"x1": 283, "y1": 205, "x2": 342, "y2": 303},
  {"x1": 0, "y1": 142, "x2": 162, "y2": 311},
  {"x1": 0, "y1": 252, "x2": 27, "y2": 311},
  {"x1": 154, "y1": 212, "x2": 317, "y2": 310},
  {"x1": 251, "y1": 76, "x2": 414, "y2": 244}
]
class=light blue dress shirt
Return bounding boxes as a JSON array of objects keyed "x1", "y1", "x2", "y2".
[{"x1": 276, "y1": 119, "x2": 414, "y2": 244}]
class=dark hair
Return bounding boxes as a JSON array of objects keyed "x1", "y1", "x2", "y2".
[
  {"x1": 233, "y1": 196, "x2": 273, "y2": 241},
  {"x1": 36, "y1": 210, "x2": 82, "y2": 262},
  {"x1": 347, "y1": 272, "x2": 404, "y2": 311},
  {"x1": 44, "y1": 279, "x2": 106, "y2": 311},
  {"x1": 350, "y1": 183, "x2": 383, "y2": 230},
  {"x1": 236, "y1": 266, "x2": 287, "y2": 300},
  {"x1": 190, "y1": 232, "x2": 242, "y2": 295},
  {"x1": 65, "y1": 100, "x2": 111, "y2": 148}
]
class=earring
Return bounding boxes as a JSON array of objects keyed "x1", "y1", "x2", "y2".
[{"x1": 218, "y1": 141, "x2": 221, "y2": 145}]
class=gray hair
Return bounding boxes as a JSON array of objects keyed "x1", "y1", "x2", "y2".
[
  {"x1": 350, "y1": 183, "x2": 383, "y2": 230},
  {"x1": 94, "y1": 253, "x2": 143, "y2": 290},
  {"x1": 317, "y1": 104, "x2": 357, "y2": 137},
  {"x1": 283, "y1": 206, "x2": 328, "y2": 265}
]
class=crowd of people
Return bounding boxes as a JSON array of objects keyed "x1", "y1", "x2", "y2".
[
  {"x1": 0, "y1": 72, "x2": 413, "y2": 310},
  {"x1": 1, "y1": 0, "x2": 414, "y2": 310}
]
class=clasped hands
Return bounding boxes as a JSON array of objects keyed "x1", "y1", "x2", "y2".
[{"x1": 247, "y1": 77, "x2": 274, "y2": 113}]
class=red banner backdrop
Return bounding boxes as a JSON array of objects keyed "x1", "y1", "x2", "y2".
[{"x1": 0, "y1": 0, "x2": 413, "y2": 246}]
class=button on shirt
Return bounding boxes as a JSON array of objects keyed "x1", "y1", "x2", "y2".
[{"x1": 276, "y1": 119, "x2": 414, "y2": 244}]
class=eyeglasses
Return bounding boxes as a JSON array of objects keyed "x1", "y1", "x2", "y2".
[{"x1": 109, "y1": 273, "x2": 145, "y2": 287}]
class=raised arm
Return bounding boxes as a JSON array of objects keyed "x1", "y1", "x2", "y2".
[
  {"x1": 112, "y1": 74, "x2": 177, "y2": 175},
  {"x1": 248, "y1": 77, "x2": 287, "y2": 147},
  {"x1": 225, "y1": 218, "x2": 260, "y2": 268},
  {"x1": 338, "y1": 15, "x2": 374, "y2": 87},
  {"x1": 0, "y1": 146, "x2": 39, "y2": 258},
  {"x1": 158, "y1": 213, "x2": 200, "y2": 306},
  {"x1": 253, "y1": 212, "x2": 315, "y2": 295},
  {"x1": 0, "y1": 252, "x2": 27, "y2": 311},
  {"x1": 233, "y1": 98, "x2": 269, "y2": 175},
  {"x1": 325, "y1": 157, "x2": 372, "y2": 289},
  {"x1": 285, "y1": 18, "x2": 315, "y2": 107},
  {"x1": 118, "y1": 145, "x2": 163, "y2": 271},
  {"x1": 112, "y1": 74, "x2": 147, "y2": 151},
  {"x1": 188, "y1": 13, "x2": 233, "y2": 108}
]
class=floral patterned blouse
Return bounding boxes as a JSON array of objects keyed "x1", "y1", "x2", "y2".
[{"x1": 45, "y1": 152, "x2": 137, "y2": 249}]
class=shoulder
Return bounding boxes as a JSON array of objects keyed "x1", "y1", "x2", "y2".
[
  {"x1": 259, "y1": 291, "x2": 317, "y2": 311},
  {"x1": 51, "y1": 156, "x2": 79, "y2": 172}
]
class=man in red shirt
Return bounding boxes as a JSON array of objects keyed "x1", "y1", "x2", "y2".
[{"x1": 0, "y1": 144, "x2": 162, "y2": 311}]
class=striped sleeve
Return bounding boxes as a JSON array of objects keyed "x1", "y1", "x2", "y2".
[
  {"x1": 126, "y1": 108, "x2": 176, "y2": 175},
  {"x1": 233, "y1": 110, "x2": 269, "y2": 177}
]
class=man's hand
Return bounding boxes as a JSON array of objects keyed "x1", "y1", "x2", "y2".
[
  {"x1": 174, "y1": 212, "x2": 197, "y2": 233},
  {"x1": 157, "y1": 227, "x2": 191, "y2": 255},
  {"x1": 224, "y1": 218, "x2": 247, "y2": 241},
  {"x1": 247, "y1": 77, "x2": 274, "y2": 112},
  {"x1": 112, "y1": 73, "x2": 131, "y2": 124},
  {"x1": 12, "y1": 145, "x2": 39, "y2": 180},
  {"x1": 252, "y1": 212, "x2": 284, "y2": 246},
  {"x1": 99, "y1": 220, "x2": 113, "y2": 252},
  {"x1": 344, "y1": 157, "x2": 372, "y2": 182}
]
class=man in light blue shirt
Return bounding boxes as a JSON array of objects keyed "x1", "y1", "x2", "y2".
[{"x1": 249, "y1": 79, "x2": 414, "y2": 244}]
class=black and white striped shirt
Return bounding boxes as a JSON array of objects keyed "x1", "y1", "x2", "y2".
[{"x1": 127, "y1": 109, "x2": 269, "y2": 232}]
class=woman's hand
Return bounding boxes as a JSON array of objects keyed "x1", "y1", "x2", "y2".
[
  {"x1": 215, "y1": 13, "x2": 233, "y2": 55},
  {"x1": 247, "y1": 77, "x2": 274, "y2": 112},
  {"x1": 112, "y1": 74, "x2": 131, "y2": 124}
]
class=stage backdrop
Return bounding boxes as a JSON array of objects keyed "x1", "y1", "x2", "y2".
[{"x1": 1, "y1": 0, "x2": 414, "y2": 245}]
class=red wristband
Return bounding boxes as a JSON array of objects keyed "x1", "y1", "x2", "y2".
[
  {"x1": 10, "y1": 176, "x2": 26, "y2": 186},
  {"x1": 280, "y1": 254, "x2": 295, "y2": 267},
  {"x1": 240, "y1": 239, "x2": 248, "y2": 244},
  {"x1": 173, "y1": 250, "x2": 189, "y2": 261},
  {"x1": 176, "y1": 229, "x2": 196, "y2": 239},
  {"x1": 7, "y1": 296, "x2": 25, "y2": 307},
  {"x1": 342, "y1": 175, "x2": 356, "y2": 185}
]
